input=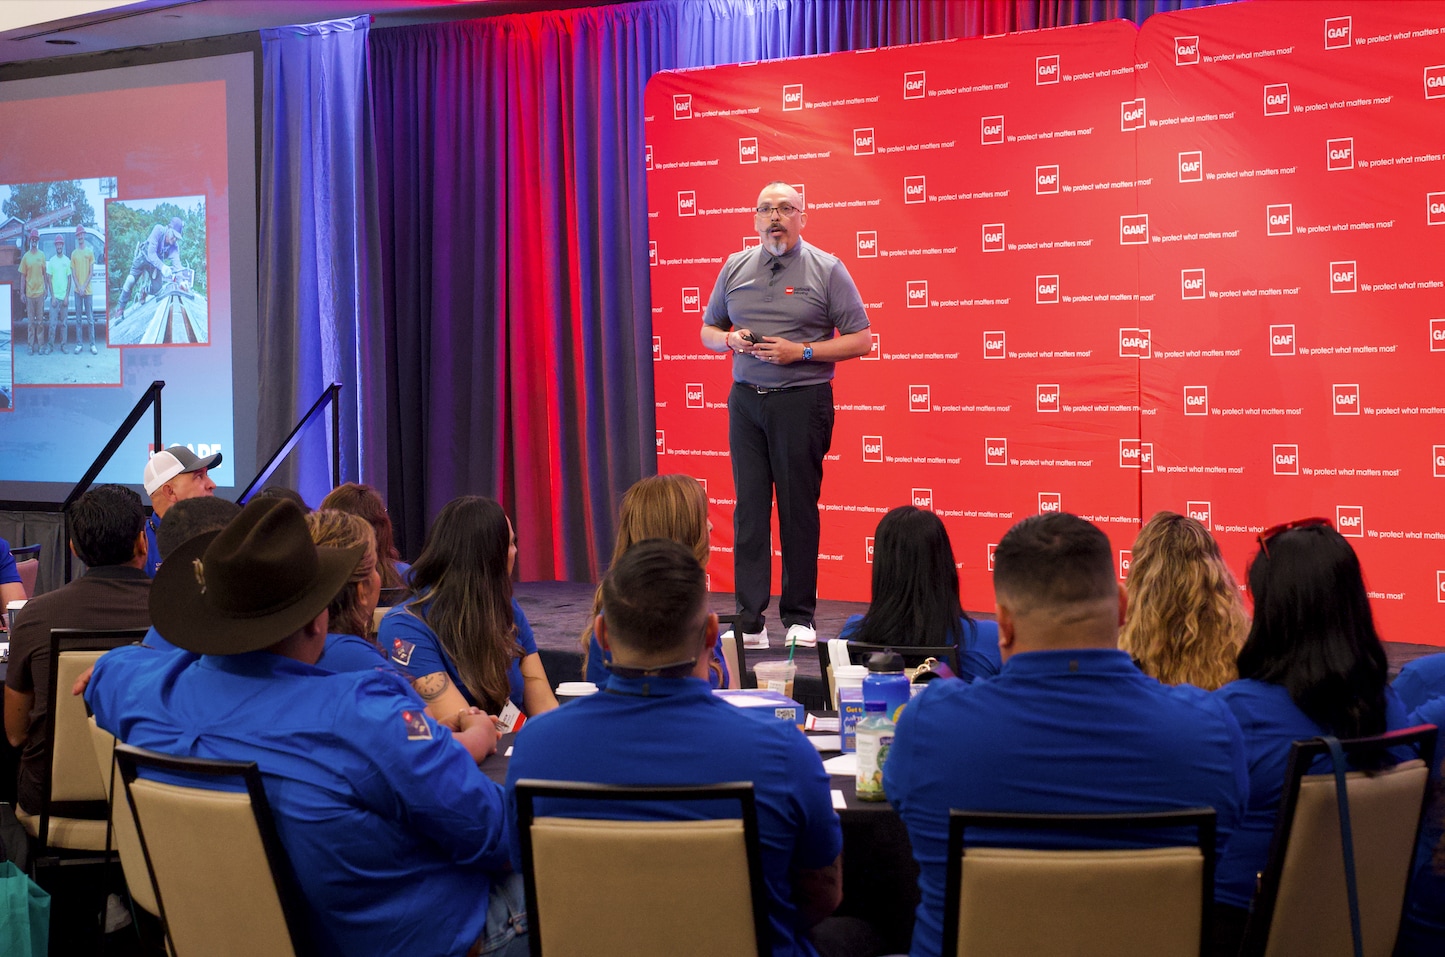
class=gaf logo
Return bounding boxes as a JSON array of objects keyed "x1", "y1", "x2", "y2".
[
  {"x1": 782, "y1": 84, "x2": 803, "y2": 110},
  {"x1": 685, "y1": 383, "x2": 704, "y2": 409},
  {"x1": 857, "y1": 231, "x2": 878, "y2": 258},
  {"x1": 909, "y1": 384, "x2": 931, "y2": 413},
  {"x1": 645, "y1": 144, "x2": 653, "y2": 170},
  {"x1": 681, "y1": 287, "x2": 701, "y2": 312},
  {"x1": 1038, "y1": 492, "x2": 1062, "y2": 514},
  {"x1": 743, "y1": 236, "x2": 762, "y2": 249},
  {"x1": 1330, "y1": 261, "x2": 1358, "y2": 294},
  {"x1": 649, "y1": 241, "x2": 658, "y2": 266},
  {"x1": 1265, "y1": 83, "x2": 1290, "y2": 116},
  {"x1": 656, "y1": 430, "x2": 665, "y2": 453},
  {"x1": 652, "y1": 336, "x2": 661, "y2": 361},
  {"x1": 1175, "y1": 36, "x2": 1200, "y2": 65},
  {"x1": 982, "y1": 223, "x2": 1005, "y2": 253},
  {"x1": 1267, "y1": 204, "x2": 1293, "y2": 236},
  {"x1": 984, "y1": 331, "x2": 1007, "y2": 360},
  {"x1": 1179, "y1": 150, "x2": 1203, "y2": 182},
  {"x1": 677, "y1": 191, "x2": 696, "y2": 217},
  {"x1": 1119, "y1": 550, "x2": 1132, "y2": 580},
  {"x1": 912, "y1": 488, "x2": 934, "y2": 510},
  {"x1": 1428, "y1": 192, "x2": 1445, "y2": 225},
  {"x1": 1327, "y1": 137, "x2": 1354, "y2": 171},
  {"x1": 1186, "y1": 501, "x2": 1212, "y2": 529},
  {"x1": 1119, "y1": 328, "x2": 1152, "y2": 358},
  {"x1": 739, "y1": 137, "x2": 759, "y2": 164},
  {"x1": 1037, "y1": 55, "x2": 1060, "y2": 84},
  {"x1": 865, "y1": 536, "x2": 875, "y2": 564},
  {"x1": 1036, "y1": 275, "x2": 1060, "y2": 304},
  {"x1": 1337, "y1": 505, "x2": 1364, "y2": 537},
  {"x1": 1036, "y1": 165, "x2": 1060, "y2": 195},
  {"x1": 1324, "y1": 16, "x2": 1351, "y2": 50},
  {"x1": 904, "y1": 175, "x2": 927, "y2": 204},
  {"x1": 987, "y1": 543, "x2": 998, "y2": 573},
  {"x1": 985, "y1": 437, "x2": 1008, "y2": 466},
  {"x1": 981, "y1": 115, "x2": 1005, "y2": 145},
  {"x1": 1037, "y1": 383, "x2": 1061, "y2": 413},
  {"x1": 865, "y1": 333, "x2": 881, "y2": 361},
  {"x1": 672, "y1": 94, "x2": 692, "y2": 120},
  {"x1": 906, "y1": 280, "x2": 929, "y2": 308},
  {"x1": 1121, "y1": 214, "x2": 1149, "y2": 245},
  {"x1": 1434, "y1": 444, "x2": 1445, "y2": 478},
  {"x1": 1438, "y1": 570, "x2": 1445, "y2": 603},
  {"x1": 1273, "y1": 443, "x2": 1300, "y2": 475},
  {"x1": 904, "y1": 71, "x2": 926, "y2": 99},
  {"x1": 1184, "y1": 385, "x2": 1209, "y2": 416},
  {"x1": 854, "y1": 128, "x2": 875, "y2": 156},
  {"x1": 1121, "y1": 98, "x2": 1146, "y2": 132},
  {"x1": 1432, "y1": 318, "x2": 1445, "y2": 352},
  {"x1": 1181, "y1": 268, "x2": 1206, "y2": 299},
  {"x1": 862, "y1": 435, "x2": 884, "y2": 463},
  {"x1": 1120, "y1": 439, "x2": 1146, "y2": 469},
  {"x1": 1333, "y1": 383, "x2": 1360, "y2": 415},
  {"x1": 1270, "y1": 324, "x2": 1297, "y2": 356},
  {"x1": 1427, "y1": 65, "x2": 1445, "y2": 99}
]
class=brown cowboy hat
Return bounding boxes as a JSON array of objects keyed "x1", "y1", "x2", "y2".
[{"x1": 151, "y1": 497, "x2": 361, "y2": 655}]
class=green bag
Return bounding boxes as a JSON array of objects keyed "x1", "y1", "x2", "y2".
[{"x1": 0, "y1": 860, "x2": 50, "y2": 957}]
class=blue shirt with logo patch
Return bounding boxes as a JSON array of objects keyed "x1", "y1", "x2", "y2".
[
  {"x1": 838, "y1": 614, "x2": 1001, "y2": 682},
  {"x1": 378, "y1": 596, "x2": 537, "y2": 712}
]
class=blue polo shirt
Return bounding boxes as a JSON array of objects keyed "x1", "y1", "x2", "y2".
[
  {"x1": 143, "y1": 513, "x2": 161, "y2": 578},
  {"x1": 838, "y1": 614, "x2": 1001, "y2": 682},
  {"x1": 378, "y1": 597, "x2": 537, "y2": 711},
  {"x1": 504, "y1": 673, "x2": 842, "y2": 957},
  {"x1": 1394, "y1": 654, "x2": 1445, "y2": 712},
  {"x1": 1399, "y1": 695, "x2": 1445, "y2": 956},
  {"x1": 86, "y1": 644, "x2": 511, "y2": 957},
  {"x1": 0, "y1": 538, "x2": 19, "y2": 585},
  {"x1": 1214, "y1": 678, "x2": 1410, "y2": 909},
  {"x1": 585, "y1": 633, "x2": 730, "y2": 689},
  {"x1": 884, "y1": 648, "x2": 1248, "y2": 957},
  {"x1": 317, "y1": 632, "x2": 393, "y2": 674}
]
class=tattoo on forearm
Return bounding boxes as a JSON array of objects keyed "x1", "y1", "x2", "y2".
[{"x1": 412, "y1": 673, "x2": 448, "y2": 701}]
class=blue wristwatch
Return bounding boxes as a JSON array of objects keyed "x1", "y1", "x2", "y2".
[{"x1": 802, "y1": 345, "x2": 813, "y2": 361}]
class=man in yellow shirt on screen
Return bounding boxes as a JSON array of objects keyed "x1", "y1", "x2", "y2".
[
  {"x1": 18, "y1": 229, "x2": 46, "y2": 355},
  {"x1": 71, "y1": 225, "x2": 97, "y2": 355}
]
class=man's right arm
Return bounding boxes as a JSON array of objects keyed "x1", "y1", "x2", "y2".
[{"x1": 144, "y1": 227, "x2": 167, "y2": 272}]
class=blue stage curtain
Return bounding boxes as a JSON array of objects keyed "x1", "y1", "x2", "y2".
[
  {"x1": 366, "y1": 0, "x2": 1231, "y2": 574},
  {"x1": 258, "y1": 16, "x2": 385, "y2": 507}
]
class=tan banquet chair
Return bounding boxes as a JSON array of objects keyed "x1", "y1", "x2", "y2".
[
  {"x1": 1239, "y1": 725, "x2": 1437, "y2": 957},
  {"x1": 114, "y1": 742, "x2": 310, "y2": 957},
  {"x1": 513, "y1": 779, "x2": 771, "y2": 957},
  {"x1": 86, "y1": 716, "x2": 159, "y2": 919},
  {"x1": 943, "y1": 808, "x2": 1218, "y2": 957}
]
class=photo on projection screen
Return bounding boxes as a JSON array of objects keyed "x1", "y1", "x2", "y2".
[{"x1": 0, "y1": 52, "x2": 257, "y2": 500}]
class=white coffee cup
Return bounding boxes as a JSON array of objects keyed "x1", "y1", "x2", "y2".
[
  {"x1": 555, "y1": 681, "x2": 600, "y2": 704},
  {"x1": 7, "y1": 600, "x2": 26, "y2": 632}
]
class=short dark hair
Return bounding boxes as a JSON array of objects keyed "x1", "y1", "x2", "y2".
[
  {"x1": 156, "y1": 496, "x2": 242, "y2": 561},
  {"x1": 601, "y1": 539, "x2": 706, "y2": 657},
  {"x1": 993, "y1": 513, "x2": 1116, "y2": 611},
  {"x1": 68, "y1": 484, "x2": 146, "y2": 567},
  {"x1": 255, "y1": 485, "x2": 310, "y2": 512}
]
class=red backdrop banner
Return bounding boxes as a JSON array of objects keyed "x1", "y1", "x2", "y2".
[{"x1": 646, "y1": 0, "x2": 1445, "y2": 644}]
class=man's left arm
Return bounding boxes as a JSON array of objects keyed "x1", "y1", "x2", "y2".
[{"x1": 3, "y1": 687, "x2": 32, "y2": 749}]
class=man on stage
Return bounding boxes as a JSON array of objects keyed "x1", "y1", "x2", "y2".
[{"x1": 700, "y1": 181, "x2": 871, "y2": 650}]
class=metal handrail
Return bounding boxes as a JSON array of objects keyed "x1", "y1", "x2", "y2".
[{"x1": 235, "y1": 383, "x2": 342, "y2": 504}]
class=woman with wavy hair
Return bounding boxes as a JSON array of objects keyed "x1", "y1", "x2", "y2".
[
  {"x1": 582, "y1": 474, "x2": 731, "y2": 688},
  {"x1": 306, "y1": 509, "x2": 389, "y2": 673},
  {"x1": 1213, "y1": 518, "x2": 1408, "y2": 926},
  {"x1": 321, "y1": 482, "x2": 409, "y2": 589},
  {"x1": 378, "y1": 496, "x2": 557, "y2": 720},
  {"x1": 840, "y1": 505, "x2": 999, "y2": 681},
  {"x1": 1118, "y1": 511, "x2": 1248, "y2": 690}
]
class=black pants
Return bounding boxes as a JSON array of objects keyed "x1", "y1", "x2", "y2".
[{"x1": 728, "y1": 380, "x2": 834, "y2": 633}]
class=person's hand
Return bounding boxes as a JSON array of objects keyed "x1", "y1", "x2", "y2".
[
  {"x1": 161, "y1": 266, "x2": 173, "y2": 280},
  {"x1": 728, "y1": 328, "x2": 759, "y2": 355},
  {"x1": 750, "y1": 336, "x2": 804, "y2": 365},
  {"x1": 439, "y1": 705, "x2": 484, "y2": 732},
  {"x1": 72, "y1": 664, "x2": 95, "y2": 697},
  {"x1": 458, "y1": 710, "x2": 502, "y2": 758}
]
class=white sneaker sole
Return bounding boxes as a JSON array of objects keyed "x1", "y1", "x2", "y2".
[{"x1": 742, "y1": 636, "x2": 769, "y2": 649}]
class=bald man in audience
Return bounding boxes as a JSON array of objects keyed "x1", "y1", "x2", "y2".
[
  {"x1": 505, "y1": 538, "x2": 844, "y2": 957},
  {"x1": 884, "y1": 512, "x2": 1249, "y2": 957}
]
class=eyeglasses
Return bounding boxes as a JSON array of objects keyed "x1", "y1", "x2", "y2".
[
  {"x1": 1257, "y1": 517, "x2": 1332, "y2": 557},
  {"x1": 755, "y1": 204, "x2": 800, "y2": 218}
]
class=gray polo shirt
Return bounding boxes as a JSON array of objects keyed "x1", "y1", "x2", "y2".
[{"x1": 702, "y1": 239, "x2": 869, "y2": 388}]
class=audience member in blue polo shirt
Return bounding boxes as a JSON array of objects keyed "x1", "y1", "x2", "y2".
[
  {"x1": 1393, "y1": 654, "x2": 1445, "y2": 712},
  {"x1": 0, "y1": 538, "x2": 24, "y2": 607},
  {"x1": 305, "y1": 509, "x2": 395, "y2": 675},
  {"x1": 1214, "y1": 519, "x2": 1411, "y2": 917},
  {"x1": 140, "y1": 445, "x2": 221, "y2": 577},
  {"x1": 86, "y1": 498, "x2": 526, "y2": 957},
  {"x1": 884, "y1": 513, "x2": 1248, "y2": 957},
  {"x1": 377, "y1": 496, "x2": 558, "y2": 721},
  {"x1": 506, "y1": 539, "x2": 843, "y2": 957},
  {"x1": 838, "y1": 506, "x2": 1000, "y2": 681},
  {"x1": 139, "y1": 496, "x2": 243, "y2": 654},
  {"x1": 1399, "y1": 694, "x2": 1445, "y2": 957}
]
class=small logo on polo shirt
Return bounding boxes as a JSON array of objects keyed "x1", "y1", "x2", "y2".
[
  {"x1": 402, "y1": 710, "x2": 432, "y2": 741},
  {"x1": 391, "y1": 638, "x2": 416, "y2": 667}
]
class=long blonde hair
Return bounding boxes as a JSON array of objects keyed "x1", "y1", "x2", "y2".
[
  {"x1": 306, "y1": 510, "x2": 379, "y2": 640},
  {"x1": 1119, "y1": 511, "x2": 1248, "y2": 690},
  {"x1": 582, "y1": 475, "x2": 709, "y2": 662}
]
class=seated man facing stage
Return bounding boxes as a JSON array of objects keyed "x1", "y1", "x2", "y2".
[
  {"x1": 5, "y1": 484, "x2": 153, "y2": 817},
  {"x1": 86, "y1": 498, "x2": 529, "y2": 957},
  {"x1": 884, "y1": 512, "x2": 1249, "y2": 957},
  {"x1": 505, "y1": 538, "x2": 844, "y2": 957},
  {"x1": 140, "y1": 494, "x2": 241, "y2": 654}
]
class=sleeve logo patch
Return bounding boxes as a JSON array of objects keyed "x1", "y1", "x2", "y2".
[
  {"x1": 391, "y1": 638, "x2": 415, "y2": 667},
  {"x1": 402, "y1": 710, "x2": 432, "y2": 740}
]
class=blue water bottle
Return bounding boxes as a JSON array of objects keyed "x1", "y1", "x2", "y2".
[{"x1": 862, "y1": 652, "x2": 910, "y2": 725}]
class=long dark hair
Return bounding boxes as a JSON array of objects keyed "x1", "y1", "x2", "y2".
[
  {"x1": 851, "y1": 506, "x2": 968, "y2": 648},
  {"x1": 407, "y1": 496, "x2": 518, "y2": 712},
  {"x1": 321, "y1": 482, "x2": 406, "y2": 590},
  {"x1": 1236, "y1": 523, "x2": 1389, "y2": 738}
]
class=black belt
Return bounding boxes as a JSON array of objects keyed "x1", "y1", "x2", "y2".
[{"x1": 735, "y1": 381, "x2": 814, "y2": 395}]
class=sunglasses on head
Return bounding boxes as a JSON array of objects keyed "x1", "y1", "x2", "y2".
[{"x1": 1257, "y1": 517, "x2": 1332, "y2": 557}]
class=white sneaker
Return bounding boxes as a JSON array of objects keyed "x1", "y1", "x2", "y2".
[
  {"x1": 785, "y1": 624, "x2": 817, "y2": 649},
  {"x1": 723, "y1": 626, "x2": 770, "y2": 650},
  {"x1": 104, "y1": 893, "x2": 132, "y2": 934}
]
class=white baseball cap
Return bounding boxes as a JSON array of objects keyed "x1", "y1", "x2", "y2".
[{"x1": 143, "y1": 446, "x2": 223, "y2": 496}]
